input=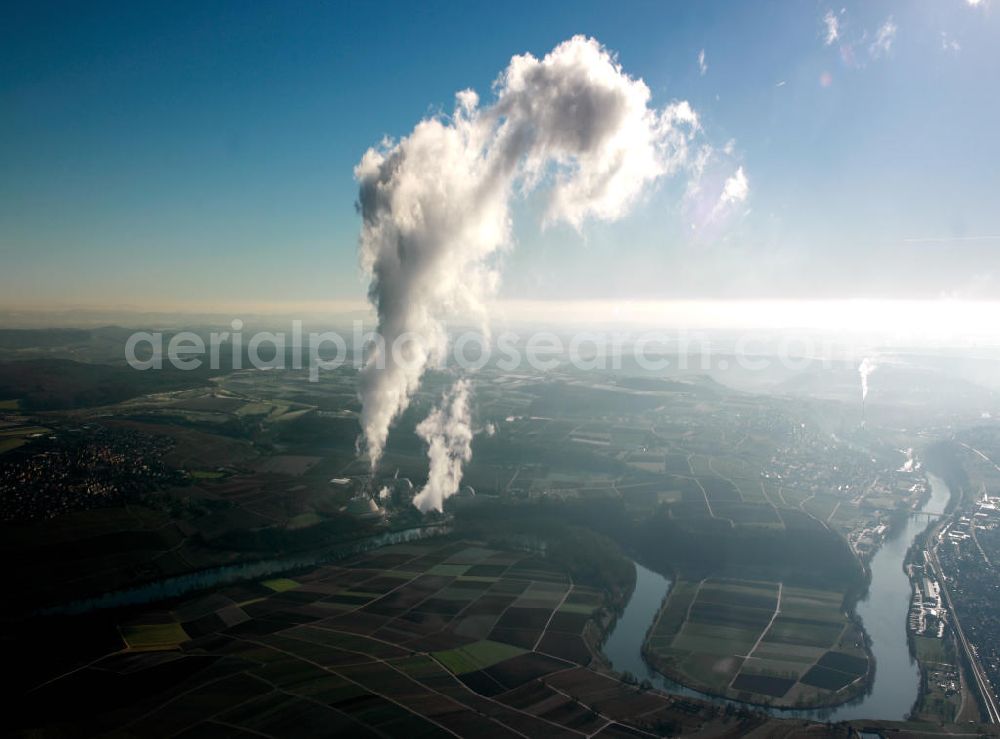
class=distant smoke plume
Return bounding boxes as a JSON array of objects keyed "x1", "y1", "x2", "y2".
[
  {"x1": 858, "y1": 357, "x2": 878, "y2": 401},
  {"x1": 354, "y1": 36, "x2": 704, "y2": 501},
  {"x1": 412, "y1": 380, "x2": 473, "y2": 513}
]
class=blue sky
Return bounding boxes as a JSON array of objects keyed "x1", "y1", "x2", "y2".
[{"x1": 2, "y1": 0, "x2": 998, "y2": 311}]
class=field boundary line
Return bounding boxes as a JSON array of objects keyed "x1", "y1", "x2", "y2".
[
  {"x1": 693, "y1": 478, "x2": 715, "y2": 518},
  {"x1": 736, "y1": 581, "x2": 783, "y2": 670},
  {"x1": 120, "y1": 666, "x2": 259, "y2": 731},
  {"x1": 533, "y1": 577, "x2": 574, "y2": 651},
  {"x1": 235, "y1": 635, "x2": 466, "y2": 738},
  {"x1": 707, "y1": 457, "x2": 745, "y2": 503},
  {"x1": 826, "y1": 500, "x2": 841, "y2": 525},
  {"x1": 541, "y1": 677, "x2": 661, "y2": 739},
  {"x1": 425, "y1": 652, "x2": 586, "y2": 738}
]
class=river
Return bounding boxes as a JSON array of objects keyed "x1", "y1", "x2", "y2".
[
  {"x1": 601, "y1": 473, "x2": 953, "y2": 721},
  {"x1": 40, "y1": 523, "x2": 451, "y2": 616}
]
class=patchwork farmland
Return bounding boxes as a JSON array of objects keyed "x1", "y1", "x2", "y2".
[
  {"x1": 644, "y1": 577, "x2": 870, "y2": 708},
  {"x1": 14, "y1": 539, "x2": 784, "y2": 737}
]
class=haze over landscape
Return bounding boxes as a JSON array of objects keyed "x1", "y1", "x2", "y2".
[{"x1": 3, "y1": 2, "x2": 1000, "y2": 737}]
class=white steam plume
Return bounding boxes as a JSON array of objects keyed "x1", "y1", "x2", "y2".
[
  {"x1": 858, "y1": 357, "x2": 878, "y2": 401},
  {"x1": 354, "y1": 35, "x2": 703, "y2": 481},
  {"x1": 412, "y1": 380, "x2": 473, "y2": 513}
]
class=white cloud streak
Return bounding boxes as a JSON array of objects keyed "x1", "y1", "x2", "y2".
[
  {"x1": 698, "y1": 48, "x2": 707, "y2": 76},
  {"x1": 824, "y1": 10, "x2": 840, "y2": 45},
  {"x1": 869, "y1": 17, "x2": 897, "y2": 59},
  {"x1": 821, "y1": 10, "x2": 901, "y2": 67}
]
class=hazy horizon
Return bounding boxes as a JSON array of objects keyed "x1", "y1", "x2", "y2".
[{"x1": 2, "y1": 298, "x2": 999, "y2": 347}]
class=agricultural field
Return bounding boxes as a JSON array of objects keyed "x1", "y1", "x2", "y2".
[
  {"x1": 14, "y1": 538, "x2": 773, "y2": 737},
  {"x1": 1, "y1": 346, "x2": 992, "y2": 735},
  {"x1": 0, "y1": 421, "x2": 49, "y2": 455},
  {"x1": 644, "y1": 577, "x2": 870, "y2": 707},
  {"x1": 910, "y1": 635, "x2": 966, "y2": 725}
]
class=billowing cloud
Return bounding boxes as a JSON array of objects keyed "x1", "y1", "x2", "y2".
[
  {"x1": 698, "y1": 48, "x2": 708, "y2": 76},
  {"x1": 354, "y1": 36, "x2": 705, "y2": 486},
  {"x1": 719, "y1": 167, "x2": 749, "y2": 207},
  {"x1": 412, "y1": 379, "x2": 473, "y2": 513},
  {"x1": 869, "y1": 17, "x2": 897, "y2": 59},
  {"x1": 823, "y1": 10, "x2": 840, "y2": 45}
]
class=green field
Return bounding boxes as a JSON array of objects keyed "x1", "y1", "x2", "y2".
[
  {"x1": 914, "y1": 635, "x2": 949, "y2": 664},
  {"x1": 120, "y1": 622, "x2": 189, "y2": 650},
  {"x1": 0, "y1": 437, "x2": 27, "y2": 454},
  {"x1": 644, "y1": 577, "x2": 869, "y2": 706},
  {"x1": 261, "y1": 577, "x2": 300, "y2": 592},
  {"x1": 911, "y1": 634, "x2": 963, "y2": 726},
  {"x1": 0, "y1": 425, "x2": 48, "y2": 437},
  {"x1": 433, "y1": 639, "x2": 526, "y2": 674},
  {"x1": 188, "y1": 469, "x2": 226, "y2": 479}
]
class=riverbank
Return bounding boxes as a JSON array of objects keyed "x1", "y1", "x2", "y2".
[
  {"x1": 640, "y1": 646, "x2": 869, "y2": 711},
  {"x1": 905, "y1": 532, "x2": 968, "y2": 723},
  {"x1": 640, "y1": 574, "x2": 870, "y2": 710},
  {"x1": 598, "y1": 470, "x2": 957, "y2": 721},
  {"x1": 32, "y1": 521, "x2": 452, "y2": 617},
  {"x1": 905, "y1": 471, "x2": 985, "y2": 724}
]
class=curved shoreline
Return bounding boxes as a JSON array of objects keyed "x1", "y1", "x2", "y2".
[
  {"x1": 597, "y1": 561, "x2": 871, "y2": 717},
  {"x1": 639, "y1": 640, "x2": 869, "y2": 712},
  {"x1": 600, "y1": 473, "x2": 953, "y2": 721},
  {"x1": 632, "y1": 570, "x2": 873, "y2": 712}
]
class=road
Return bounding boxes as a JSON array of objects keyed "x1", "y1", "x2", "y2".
[{"x1": 961, "y1": 443, "x2": 1000, "y2": 475}]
